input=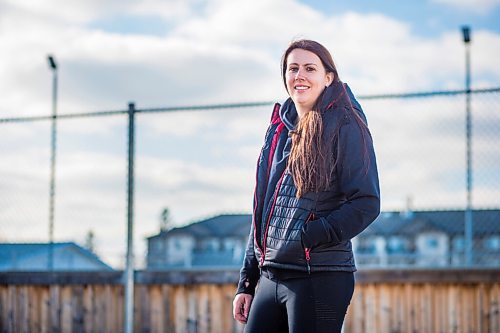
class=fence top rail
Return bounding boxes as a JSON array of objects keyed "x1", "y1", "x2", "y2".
[
  {"x1": 1, "y1": 87, "x2": 499, "y2": 124},
  {"x1": 357, "y1": 86, "x2": 500, "y2": 100},
  {"x1": 0, "y1": 268, "x2": 498, "y2": 285}
]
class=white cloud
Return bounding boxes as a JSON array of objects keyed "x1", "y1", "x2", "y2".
[
  {"x1": 2, "y1": 0, "x2": 196, "y2": 24},
  {"x1": 432, "y1": 0, "x2": 500, "y2": 14},
  {"x1": 3, "y1": 0, "x2": 122, "y2": 24},
  {"x1": 171, "y1": 0, "x2": 323, "y2": 46},
  {"x1": 2, "y1": 0, "x2": 500, "y2": 118},
  {"x1": 128, "y1": 0, "x2": 203, "y2": 21}
]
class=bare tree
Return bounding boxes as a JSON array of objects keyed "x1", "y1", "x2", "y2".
[
  {"x1": 85, "y1": 230, "x2": 96, "y2": 253},
  {"x1": 160, "y1": 208, "x2": 171, "y2": 232}
]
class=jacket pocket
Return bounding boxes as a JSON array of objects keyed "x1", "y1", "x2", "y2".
[{"x1": 266, "y1": 211, "x2": 310, "y2": 266}]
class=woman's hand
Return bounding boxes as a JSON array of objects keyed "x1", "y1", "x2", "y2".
[
  {"x1": 302, "y1": 217, "x2": 338, "y2": 249},
  {"x1": 233, "y1": 293, "x2": 253, "y2": 324}
]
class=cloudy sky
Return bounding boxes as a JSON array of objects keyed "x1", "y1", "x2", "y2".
[{"x1": 1, "y1": 0, "x2": 499, "y2": 268}]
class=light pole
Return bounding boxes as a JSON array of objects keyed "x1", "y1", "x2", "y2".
[
  {"x1": 462, "y1": 26, "x2": 473, "y2": 266},
  {"x1": 47, "y1": 55, "x2": 57, "y2": 271},
  {"x1": 124, "y1": 102, "x2": 136, "y2": 333}
]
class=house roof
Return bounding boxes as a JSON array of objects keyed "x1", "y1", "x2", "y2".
[
  {"x1": 363, "y1": 209, "x2": 500, "y2": 237},
  {"x1": 0, "y1": 242, "x2": 114, "y2": 270},
  {"x1": 148, "y1": 214, "x2": 251, "y2": 240}
]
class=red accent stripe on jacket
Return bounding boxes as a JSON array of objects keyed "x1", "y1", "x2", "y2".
[
  {"x1": 267, "y1": 122, "x2": 285, "y2": 179},
  {"x1": 260, "y1": 169, "x2": 287, "y2": 265},
  {"x1": 270, "y1": 103, "x2": 281, "y2": 124}
]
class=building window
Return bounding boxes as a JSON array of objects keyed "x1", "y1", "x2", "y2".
[
  {"x1": 485, "y1": 236, "x2": 500, "y2": 251},
  {"x1": 200, "y1": 238, "x2": 219, "y2": 252},
  {"x1": 453, "y1": 237, "x2": 465, "y2": 252},
  {"x1": 356, "y1": 238, "x2": 376, "y2": 254},
  {"x1": 223, "y1": 239, "x2": 235, "y2": 252},
  {"x1": 388, "y1": 237, "x2": 406, "y2": 253},
  {"x1": 153, "y1": 240, "x2": 162, "y2": 252},
  {"x1": 426, "y1": 237, "x2": 439, "y2": 248}
]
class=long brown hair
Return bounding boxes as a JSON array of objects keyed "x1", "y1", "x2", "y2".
[{"x1": 282, "y1": 40, "x2": 356, "y2": 197}]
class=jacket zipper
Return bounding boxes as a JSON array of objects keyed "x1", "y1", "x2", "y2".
[
  {"x1": 304, "y1": 212, "x2": 315, "y2": 274},
  {"x1": 259, "y1": 170, "x2": 287, "y2": 267},
  {"x1": 304, "y1": 248, "x2": 311, "y2": 274}
]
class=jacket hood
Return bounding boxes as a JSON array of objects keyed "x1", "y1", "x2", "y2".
[
  {"x1": 279, "y1": 98, "x2": 297, "y2": 131},
  {"x1": 279, "y1": 80, "x2": 348, "y2": 131}
]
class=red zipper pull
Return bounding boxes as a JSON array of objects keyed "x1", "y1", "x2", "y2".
[
  {"x1": 304, "y1": 248, "x2": 311, "y2": 274},
  {"x1": 304, "y1": 212, "x2": 314, "y2": 274}
]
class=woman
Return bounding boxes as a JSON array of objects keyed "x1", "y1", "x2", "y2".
[{"x1": 233, "y1": 39, "x2": 380, "y2": 333}]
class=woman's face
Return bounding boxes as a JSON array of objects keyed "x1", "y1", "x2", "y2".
[{"x1": 285, "y1": 48, "x2": 333, "y2": 113}]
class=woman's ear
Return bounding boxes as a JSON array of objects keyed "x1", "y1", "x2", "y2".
[{"x1": 325, "y1": 72, "x2": 334, "y2": 87}]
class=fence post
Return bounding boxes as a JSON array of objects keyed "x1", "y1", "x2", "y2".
[
  {"x1": 462, "y1": 26, "x2": 473, "y2": 266},
  {"x1": 124, "y1": 102, "x2": 136, "y2": 333},
  {"x1": 47, "y1": 55, "x2": 58, "y2": 271}
]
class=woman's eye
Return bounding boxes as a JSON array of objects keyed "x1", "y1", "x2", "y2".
[
  {"x1": 306, "y1": 67, "x2": 315, "y2": 72},
  {"x1": 289, "y1": 67, "x2": 298, "y2": 72}
]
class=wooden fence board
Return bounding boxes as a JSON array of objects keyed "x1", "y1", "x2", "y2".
[
  {"x1": 39, "y1": 287, "x2": 50, "y2": 333},
  {"x1": 73, "y1": 285, "x2": 85, "y2": 333},
  {"x1": 0, "y1": 270, "x2": 499, "y2": 333},
  {"x1": 187, "y1": 287, "x2": 197, "y2": 333},
  {"x1": 208, "y1": 285, "x2": 222, "y2": 333},
  {"x1": 394, "y1": 284, "x2": 404, "y2": 333},
  {"x1": 478, "y1": 284, "x2": 486, "y2": 333},
  {"x1": 82, "y1": 285, "x2": 93, "y2": 333},
  {"x1": 174, "y1": 285, "x2": 187, "y2": 333},
  {"x1": 162, "y1": 285, "x2": 174, "y2": 333},
  {"x1": 18, "y1": 286, "x2": 28, "y2": 333},
  {"x1": 139, "y1": 284, "x2": 151, "y2": 333},
  {"x1": 378, "y1": 284, "x2": 389, "y2": 333},
  {"x1": 0, "y1": 286, "x2": 5, "y2": 332},
  {"x1": 28, "y1": 286, "x2": 40, "y2": 333},
  {"x1": 222, "y1": 285, "x2": 234, "y2": 333},
  {"x1": 423, "y1": 284, "x2": 433, "y2": 333},
  {"x1": 100, "y1": 285, "x2": 110, "y2": 333},
  {"x1": 149, "y1": 285, "x2": 163, "y2": 333},
  {"x1": 196, "y1": 285, "x2": 209, "y2": 333},
  {"x1": 49, "y1": 285, "x2": 60, "y2": 333},
  {"x1": 491, "y1": 283, "x2": 500, "y2": 333},
  {"x1": 6, "y1": 286, "x2": 14, "y2": 333},
  {"x1": 60, "y1": 286, "x2": 72, "y2": 333}
]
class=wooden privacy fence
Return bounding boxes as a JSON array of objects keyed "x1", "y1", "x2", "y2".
[{"x1": 0, "y1": 269, "x2": 499, "y2": 333}]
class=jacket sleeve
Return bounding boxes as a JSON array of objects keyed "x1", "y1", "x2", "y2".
[
  {"x1": 303, "y1": 116, "x2": 380, "y2": 247},
  {"x1": 236, "y1": 221, "x2": 260, "y2": 296}
]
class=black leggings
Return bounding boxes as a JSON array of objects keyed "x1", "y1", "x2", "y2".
[{"x1": 244, "y1": 271, "x2": 354, "y2": 333}]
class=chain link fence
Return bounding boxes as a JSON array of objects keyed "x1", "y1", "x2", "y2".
[
  {"x1": 354, "y1": 89, "x2": 500, "y2": 267},
  {"x1": 0, "y1": 88, "x2": 499, "y2": 269}
]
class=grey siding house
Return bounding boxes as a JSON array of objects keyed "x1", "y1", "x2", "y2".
[
  {"x1": 147, "y1": 214, "x2": 250, "y2": 269},
  {"x1": 146, "y1": 210, "x2": 500, "y2": 269},
  {"x1": 355, "y1": 209, "x2": 500, "y2": 267}
]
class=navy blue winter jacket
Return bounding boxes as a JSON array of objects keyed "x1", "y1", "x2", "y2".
[{"x1": 237, "y1": 80, "x2": 380, "y2": 295}]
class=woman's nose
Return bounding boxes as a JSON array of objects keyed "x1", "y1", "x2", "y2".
[{"x1": 294, "y1": 69, "x2": 304, "y2": 80}]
